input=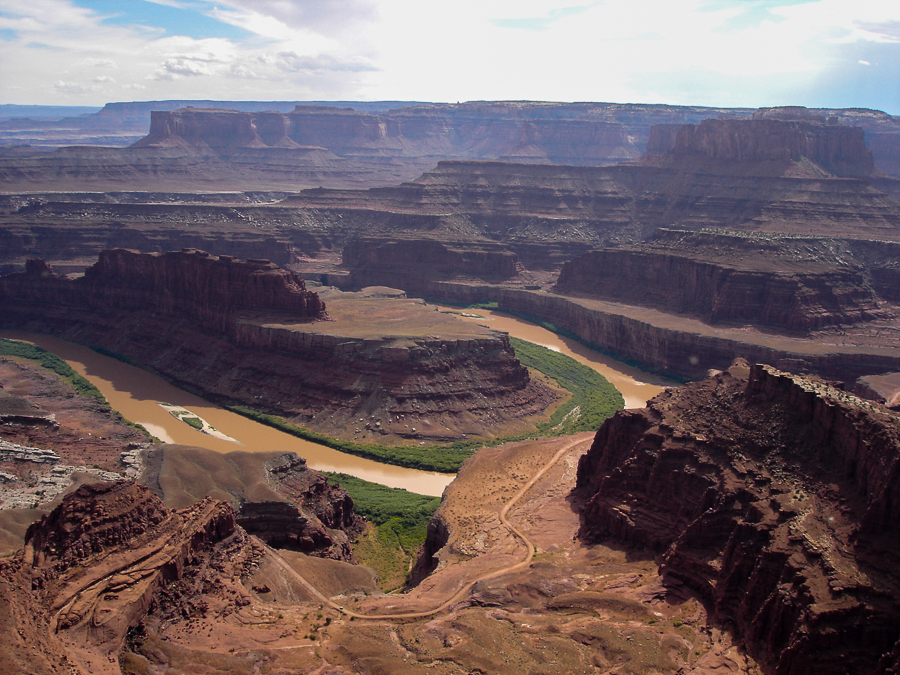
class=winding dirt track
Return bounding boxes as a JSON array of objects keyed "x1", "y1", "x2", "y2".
[{"x1": 271, "y1": 436, "x2": 589, "y2": 620}]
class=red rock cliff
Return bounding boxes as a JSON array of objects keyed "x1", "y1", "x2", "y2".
[
  {"x1": 555, "y1": 232, "x2": 890, "y2": 331},
  {"x1": 1, "y1": 481, "x2": 244, "y2": 673},
  {"x1": 82, "y1": 248, "x2": 325, "y2": 325},
  {"x1": 133, "y1": 108, "x2": 304, "y2": 151},
  {"x1": 0, "y1": 251, "x2": 549, "y2": 444},
  {"x1": 575, "y1": 362, "x2": 900, "y2": 674},
  {"x1": 665, "y1": 117, "x2": 875, "y2": 177}
]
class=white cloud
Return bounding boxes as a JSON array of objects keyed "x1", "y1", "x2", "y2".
[
  {"x1": 0, "y1": 0, "x2": 898, "y2": 112},
  {"x1": 53, "y1": 79, "x2": 98, "y2": 94},
  {"x1": 276, "y1": 51, "x2": 377, "y2": 73},
  {"x1": 208, "y1": 0, "x2": 378, "y2": 36}
]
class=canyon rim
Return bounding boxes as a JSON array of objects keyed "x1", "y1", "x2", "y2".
[{"x1": 1, "y1": 99, "x2": 899, "y2": 674}]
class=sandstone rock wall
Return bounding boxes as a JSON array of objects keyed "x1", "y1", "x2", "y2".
[
  {"x1": 575, "y1": 363, "x2": 900, "y2": 674},
  {"x1": 0, "y1": 251, "x2": 545, "y2": 442},
  {"x1": 0, "y1": 249, "x2": 325, "y2": 334},
  {"x1": 496, "y1": 288, "x2": 900, "y2": 383},
  {"x1": 137, "y1": 103, "x2": 646, "y2": 167},
  {"x1": 669, "y1": 118, "x2": 875, "y2": 177},
  {"x1": 342, "y1": 236, "x2": 519, "y2": 282},
  {"x1": 555, "y1": 247, "x2": 887, "y2": 330},
  {"x1": 82, "y1": 248, "x2": 325, "y2": 324}
]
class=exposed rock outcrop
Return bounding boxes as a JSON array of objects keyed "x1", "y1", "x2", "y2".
[
  {"x1": 0, "y1": 481, "x2": 249, "y2": 674},
  {"x1": 555, "y1": 230, "x2": 892, "y2": 331},
  {"x1": 236, "y1": 452, "x2": 363, "y2": 560},
  {"x1": 133, "y1": 108, "x2": 306, "y2": 152},
  {"x1": 496, "y1": 288, "x2": 900, "y2": 383},
  {"x1": 342, "y1": 235, "x2": 519, "y2": 285},
  {"x1": 82, "y1": 247, "x2": 325, "y2": 328},
  {"x1": 663, "y1": 117, "x2": 875, "y2": 177},
  {"x1": 2, "y1": 248, "x2": 325, "y2": 327},
  {"x1": 0, "y1": 250, "x2": 551, "y2": 443},
  {"x1": 575, "y1": 361, "x2": 900, "y2": 674}
]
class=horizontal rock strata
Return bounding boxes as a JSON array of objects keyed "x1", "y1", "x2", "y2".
[
  {"x1": 0, "y1": 481, "x2": 245, "y2": 673},
  {"x1": 574, "y1": 362, "x2": 900, "y2": 674},
  {"x1": 4, "y1": 102, "x2": 900, "y2": 193},
  {"x1": 555, "y1": 231, "x2": 893, "y2": 331},
  {"x1": 0, "y1": 250, "x2": 551, "y2": 442}
]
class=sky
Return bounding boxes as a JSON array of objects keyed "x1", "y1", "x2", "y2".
[{"x1": 1, "y1": 0, "x2": 899, "y2": 113}]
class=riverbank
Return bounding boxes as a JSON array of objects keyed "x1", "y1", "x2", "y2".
[{"x1": 0, "y1": 330, "x2": 454, "y2": 496}]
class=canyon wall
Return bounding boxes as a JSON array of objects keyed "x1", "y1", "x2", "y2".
[
  {"x1": 3, "y1": 111, "x2": 900, "y2": 274},
  {"x1": 82, "y1": 248, "x2": 325, "y2": 327},
  {"x1": 555, "y1": 245, "x2": 888, "y2": 331},
  {"x1": 574, "y1": 362, "x2": 900, "y2": 674},
  {"x1": 0, "y1": 251, "x2": 548, "y2": 443},
  {"x1": 496, "y1": 289, "x2": 900, "y2": 383},
  {"x1": 310, "y1": 274, "x2": 900, "y2": 385},
  {"x1": 3, "y1": 102, "x2": 900, "y2": 192},
  {"x1": 667, "y1": 118, "x2": 875, "y2": 176},
  {"x1": 342, "y1": 236, "x2": 519, "y2": 283},
  {"x1": 134, "y1": 102, "x2": 743, "y2": 167},
  {"x1": 0, "y1": 248, "x2": 325, "y2": 335}
]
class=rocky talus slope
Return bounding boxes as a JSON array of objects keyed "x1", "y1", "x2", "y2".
[
  {"x1": 575, "y1": 360, "x2": 900, "y2": 674},
  {"x1": 143, "y1": 446, "x2": 365, "y2": 562},
  {"x1": 0, "y1": 481, "x2": 249, "y2": 674}
]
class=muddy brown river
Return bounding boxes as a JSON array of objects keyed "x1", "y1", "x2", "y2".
[{"x1": 2, "y1": 314, "x2": 671, "y2": 496}]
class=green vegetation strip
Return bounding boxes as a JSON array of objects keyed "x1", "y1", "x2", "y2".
[
  {"x1": 325, "y1": 472, "x2": 440, "y2": 592},
  {"x1": 228, "y1": 338, "x2": 623, "y2": 472},
  {"x1": 0, "y1": 338, "x2": 107, "y2": 404},
  {"x1": 325, "y1": 472, "x2": 440, "y2": 552},
  {"x1": 181, "y1": 415, "x2": 203, "y2": 430},
  {"x1": 225, "y1": 406, "x2": 475, "y2": 473},
  {"x1": 509, "y1": 337, "x2": 624, "y2": 435}
]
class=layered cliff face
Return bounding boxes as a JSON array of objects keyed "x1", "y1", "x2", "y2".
[
  {"x1": 0, "y1": 197, "x2": 315, "y2": 273},
  {"x1": 342, "y1": 235, "x2": 519, "y2": 285},
  {"x1": 555, "y1": 230, "x2": 893, "y2": 332},
  {"x1": 575, "y1": 361, "x2": 900, "y2": 674},
  {"x1": 3, "y1": 101, "x2": 900, "y2": 192},
  {"x1": 0, "y1": 248, "x2": 325, "y2": 334},
  {"x1": 133, "y1": 108, "x2": 302, "y2": 152},
  {"x1": 286, "y1": 118, "x2": 900, "y2": 257},
  {"x1": 0, "y1": 481, "x2": 248, "y2": 674},
  {"x1": 660, "y1": 117, "x2": 875, "y2": 177},
  {"x1": 237, "y1": 452, "x2": 363, "y2": 560},
  {"x1": 83, "y1": 248, "x2": 325, "y2": 325},
  {"x1": 0, "y1": 251, "x2": 553, "y2": 444}
]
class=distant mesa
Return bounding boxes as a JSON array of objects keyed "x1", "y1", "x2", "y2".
[
  {"x1": 3, "y1": 100, "x2": 900, "y2": 191},
  {"x1": 644, "y1": 112, "x2": 876, "y2": 177}
]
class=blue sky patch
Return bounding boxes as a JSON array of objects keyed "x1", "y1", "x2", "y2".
[{"x1": 74, "y1": 0, "x2": 250, "y2": 41}]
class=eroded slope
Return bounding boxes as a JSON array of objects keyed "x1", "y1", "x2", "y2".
[{"x1": 576, "y1": 360, "x2": 900, "y2": 674}]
